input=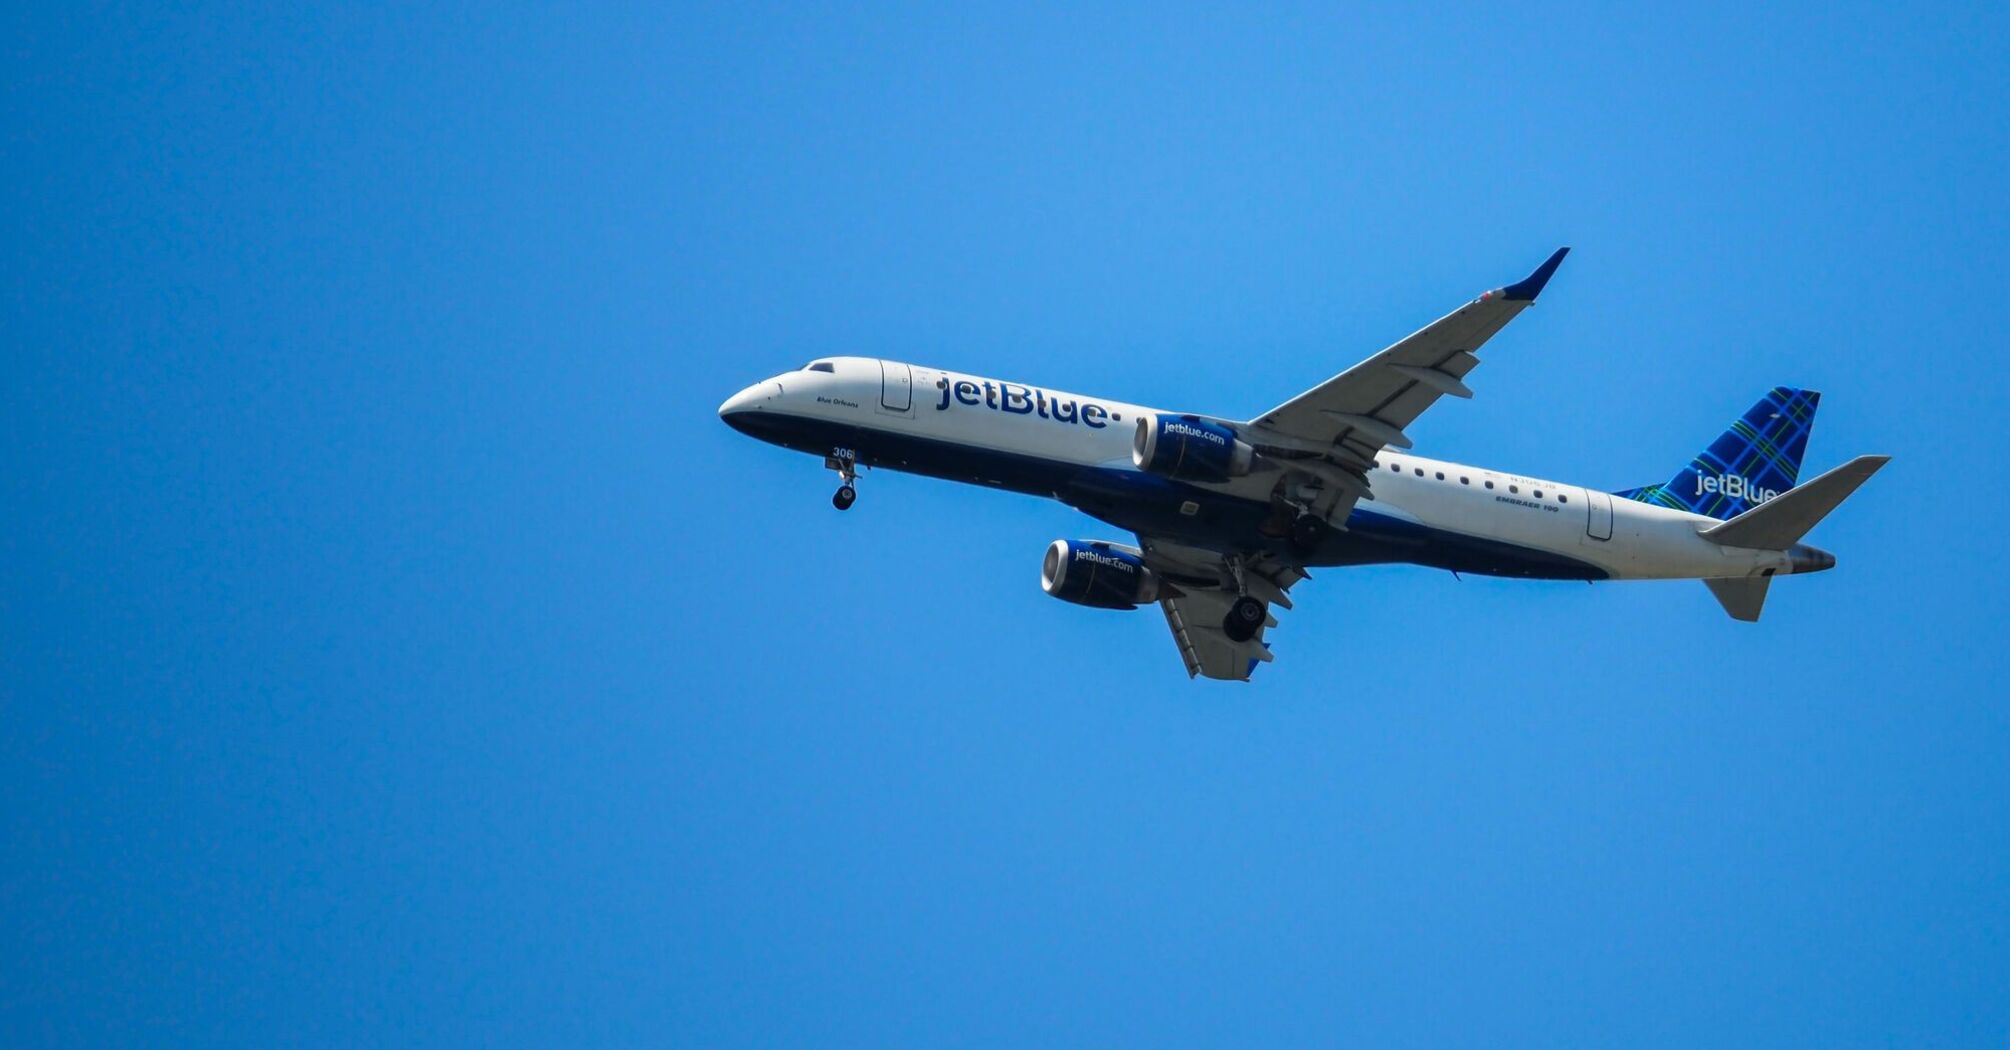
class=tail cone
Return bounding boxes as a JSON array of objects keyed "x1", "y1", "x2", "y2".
[{"x1": 1788, "y1": 544, "x2": 1836, "y2": 574}]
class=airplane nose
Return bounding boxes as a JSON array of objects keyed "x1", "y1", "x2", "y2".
[{"x1": 718, "y1": 381, "x2": 779, "y2": 420}]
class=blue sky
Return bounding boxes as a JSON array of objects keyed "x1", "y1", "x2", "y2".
[{"x1": 5, "y1": 2, "x2": 2008, "y2": 1045}]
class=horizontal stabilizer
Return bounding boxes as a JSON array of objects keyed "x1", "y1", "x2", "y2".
[
  {"x1": 1704, "y1": 455, "x2": 1891, "y2": 550},
  {"x1": 1704, "y1": 576, "x2": 1773, "y2": 622}
]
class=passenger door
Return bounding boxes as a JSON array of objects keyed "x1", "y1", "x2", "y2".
[{"x1": 879, "y1": 360, "x2": 912, "y2": 413}]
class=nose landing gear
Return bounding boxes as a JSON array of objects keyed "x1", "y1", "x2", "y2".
[{"x1": 825, "y1": 452, "x2": 859, "y2": 511}]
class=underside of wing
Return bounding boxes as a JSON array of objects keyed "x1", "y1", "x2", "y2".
[
  {"x1": 1161, "y1": 590, "x2": 1272, "y2": 680},
  {"x1": 1140, "y1": 538, "x2": 1307, "y2": 681}
]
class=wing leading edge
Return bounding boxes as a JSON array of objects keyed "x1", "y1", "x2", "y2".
[{"x1": 1246, "y1": 248, "x2": 1569, "y2": 477}]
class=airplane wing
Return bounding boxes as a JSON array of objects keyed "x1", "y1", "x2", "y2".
[
  {"x1": 1240, "y1": 248, "x2": 1570, "y2": 518},
  {"x1": 1140, "y1": 539, "x2": 1307, "y2": 681},
  {"x1": 1137, "y1": 250, "x2": 1568, "y2": 680}
]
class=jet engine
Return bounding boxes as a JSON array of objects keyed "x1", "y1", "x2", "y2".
[
  {"x1": 1040, "y1": 540, "x2": 1160, "y2": 610},
  {"x1": 1132, "y1": 414, "x2": 1255, "y2": 482}
]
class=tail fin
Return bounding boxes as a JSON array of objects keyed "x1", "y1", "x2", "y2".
[{"x1": 1615, "y1": 387, "x2": 1821, "y2": 520}]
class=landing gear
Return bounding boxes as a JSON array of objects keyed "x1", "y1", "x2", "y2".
[
  {"x1": 1289, "y1": 513, "x2": 1328, "y2": 553},
  {"x1": 825, "y1": 452, "x2": 859, "y2": 511},
  {"x1": 1223, "y1": 595, "x2": 1266, "y2": 642},
  {"x1": 1264, "y1": 480, "x2": 1332, "y2": 554},
  {"x1": 1221, "y1": 556, "x2": 1266, "y2": 642}
]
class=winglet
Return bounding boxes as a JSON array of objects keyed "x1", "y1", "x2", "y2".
[{"x1": 1499, "y1": 247, "x2": 1570, "y2": 302}]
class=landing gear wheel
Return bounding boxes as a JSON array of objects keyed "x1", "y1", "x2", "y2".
[
  {"x1": 1223, "y1": 595, "x2": 1265, "y2": 642},
  {"x1": 825, "y1": 452, "x2": 860, "y2": 510},
  {"x1": 1289, "y1": 514, "x2": 1328, "y2": 552}
]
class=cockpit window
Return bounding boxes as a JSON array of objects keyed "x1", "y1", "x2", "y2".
[{"x1": 804, "y1": 360, "x2": 836, "y2": 373}]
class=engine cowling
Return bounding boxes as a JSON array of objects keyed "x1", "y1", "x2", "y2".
[
  {"x1": 1041, "y1": 539, "x2": 1160, "y2": 610},
  {"x1": 1132, "y1": 414, "x2": 1255, "y2": 482}
]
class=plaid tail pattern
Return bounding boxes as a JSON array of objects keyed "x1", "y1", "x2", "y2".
[{"x1": 1616, "y1": 387, "x2": 1820, "y2": 521}]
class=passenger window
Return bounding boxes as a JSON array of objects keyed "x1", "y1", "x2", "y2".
[
  {"x1": 1414, "y1": 468, "x2": 1424, "y2": 477},
  {"x1": 1559, "y1": 494, "x2": 1568, "y2": 503},
  {"x1": 1534, "y1": 490, "x2": 1543, "y2": 499},
  {"x1": 1435, "y1": 472, "x2": 1445, "y2": 480},
  {"x1": 1389, "y1": 462, "x2": 1400, "y2": 472},
  {"x1": 1485, "y1": 481, "x2": 1495, "y2": 489},
  {"x1": 1460, "y1": 477, "x2": 1470, "y2": 485},
  {"x1": 1509, "y1": 485, "x2": 1519, "y2": 494}
]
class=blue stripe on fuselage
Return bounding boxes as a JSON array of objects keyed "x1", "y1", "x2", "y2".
[{"x1": 722, "y1": 410, "x2": 1606, "y2": 580}]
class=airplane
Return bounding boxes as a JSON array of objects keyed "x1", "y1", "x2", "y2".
[{"x1": 719, "y1": 248, "x2": 1889, "y2": 680}]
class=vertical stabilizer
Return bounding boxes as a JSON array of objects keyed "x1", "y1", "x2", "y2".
[{"x1": 1617, "y1": 387, "x2": 1820, "y2": 520}]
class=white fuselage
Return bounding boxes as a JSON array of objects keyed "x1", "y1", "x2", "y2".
[{"x1": 719, "y1": 356, "x2": 1795, "y2": 583}]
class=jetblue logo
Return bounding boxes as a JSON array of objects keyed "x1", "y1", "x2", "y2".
[
  {"x1": 934, "y1": 378, "x2": 1109, "y2": 428},
  {"x1": 1695, "y1": 473, "x2": 1780, "y2": 504},
  {"x1": 1074, "y1": 548, "x2": 1137, "y2": 572},
  {"x1": 1163, "y1": 421, "x2": 1226, "y2": 446}
]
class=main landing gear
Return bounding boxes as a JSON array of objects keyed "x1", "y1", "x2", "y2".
[
  {"x1": 826, "y1": 453, "x2": 859, "y2": 511},
  {"x1": 1262, "y1": 490, "x2": 1331, "y2": 555},
  {"x1": 1221, "y1": 556, "x2": 1267, "y2": 643},
  {"x1": 1288, "y1": 513, "x2": 1328, "y2": 553},
  {"x1": 1224, "y1": 595, "x2": 1266, "y2": 642}
]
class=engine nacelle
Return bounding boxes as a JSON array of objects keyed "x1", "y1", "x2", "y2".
[
  {"x1": 1132, "y1": 414, "x2": 1255, "y2": 482},
  {"x1": 1041, "y1": 539, "x2": 1160, "y2": 610}
]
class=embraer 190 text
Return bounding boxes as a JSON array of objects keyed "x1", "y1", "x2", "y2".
[{"x1": 720, "y1": 249, "x2": 1888, "y2": 680}]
